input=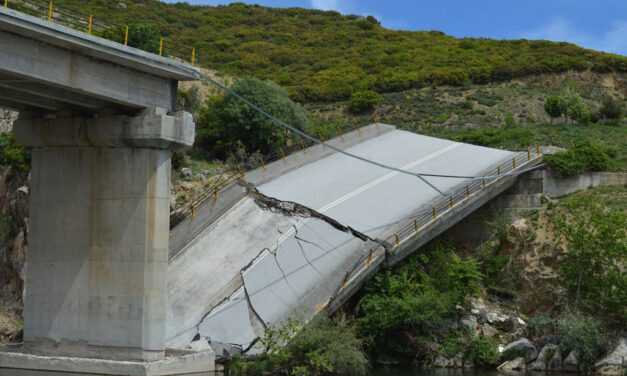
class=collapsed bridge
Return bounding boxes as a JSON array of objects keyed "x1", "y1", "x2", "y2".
[{"x1": 167, "y1": 124, "x2": 542, "y2": 352}]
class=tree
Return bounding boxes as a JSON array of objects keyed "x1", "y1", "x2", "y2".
[
  {"x1": 553, "y1": 196, "x2": 626, "y2": 322},
  {"x1": 196, "y1": 78, "x2": 309, "y2": 158},
  {"x1": 544, "y1": 95, "x2": 566, "y2": 123},
  {"x1": 563, "y1": 91, "x2": 591, "y2": 124}
]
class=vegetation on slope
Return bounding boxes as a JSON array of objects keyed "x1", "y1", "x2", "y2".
[{"x1": 38, "y1": 1, "x2": 627, "y2": 102}]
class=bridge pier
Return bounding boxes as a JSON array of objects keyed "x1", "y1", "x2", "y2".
[{"x1": 0, "y1": 108, "x2": 215, "y2": 375}]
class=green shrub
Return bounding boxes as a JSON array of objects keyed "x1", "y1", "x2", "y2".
[
  {"x1": 0, "y1": 133, "x2": 29, "y2": 172},
  {"x1": 552, "y1": 195, "x2": 626, "y2": 323},
  {"x1": 347, "y1": 90, "x2": 383, "y2": 114},
  {"x1": 544, "y1": 141, "x2": 612, "y2": 177},
  {"x1": 598, "y1": 96, "x2": 624, "y2": 121},
  {"x1": 196, "y1": 77, "x2": 309, "y2": 159},
  {"x1": 464, "y1": 337, "x2": 499, "y2": 368},
  {"x1": 544, "y1": 95, "x2": 567, "y2": 122},
  {"x1": 100, "y1": 24, "x2": 161, "y2": 53},
  {"x1": 526, "y1": 314, "x2": 557, "y2": 339},
  {"x1": 557, "y1": 312, "x2": 606, "y2": 373},
  {"x1": 229, "y1": 316, "x2": 368, "y2": 376}
]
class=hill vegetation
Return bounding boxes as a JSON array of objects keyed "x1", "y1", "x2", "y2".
[{"x1": 38, "y1": 0, "x2": 627, "y2": 102}]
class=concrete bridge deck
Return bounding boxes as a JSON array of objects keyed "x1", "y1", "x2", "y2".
[{"x1": 166, "y1": 126, "x2": 539, "y2": 351}]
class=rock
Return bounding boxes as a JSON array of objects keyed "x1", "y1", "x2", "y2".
[
  {"x1": 460, "y1": 315, "x2": 479, "y2": 336},
  {"x1": 17, "y1": 186, "x2": 28, "y2": 195},
  {"x1": 596, "y1": 338, "x2": 627, "y2": 375},
  {"x1": 481, "y1": 323, "x2": 499, "y2": 338},
  {"x1": 547, "y1": 346, "x2": 562, "y2": 370},
  {"x1": 180, "y1": 168, "x2": 193, "y2": 178},
  {"x1": 511, "y1": 218, "x2": 529, "y2": 232},
  {"x1": 528, "y1": 344, "x2": 559, "y2": 371},
  {"x1": 563, "y1": 351, "x2": 578, "y2": 372},
  {"x1": 497, "y1": 357, "x2": 526, "y2": 373},
  {"x1": 433, "y1": 355, "x2": 450, "y2": 368},
  {"x1": 502, "y1": 338, "x2": 538, "y2": 362}
]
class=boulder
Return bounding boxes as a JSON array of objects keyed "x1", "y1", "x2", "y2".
[
  {"x1": 497, "y1": 357, "x2": 526, "y2": 373},
  {"x1": 460, "y1": 315, "x2": 479, "y2": 336},
  {"x1": 596, "y1": 338, "x2": 627, "y2": 376},
  {"x1": 563, "y1": 351, "x2": 578, "y2": 372},
  {"x1": 502, "y1": 338, "x2": 538, "y2": 363},
  {"x1": 547, "y1": 346, "x2": 562, "y2": 371},
  {"x1": 433, "y1": 355, "x2": 450, "y2": 368},
  {"x1": 528, "y1": 344, "x2": 559, "y2": 371},
  {"x1": 481, "y1": 323, "x2": 499, "y2": 338},
  {"x1": 180, "y1": 167, "x2": 193, "y2": 179}
]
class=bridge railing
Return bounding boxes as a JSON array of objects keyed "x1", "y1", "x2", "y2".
[
  {"x1": 328, "y1": 147, "x2": 543, "y2": 304},
  {"x1": 2, "y1": 0, "x2": 199, "y2": 65}
]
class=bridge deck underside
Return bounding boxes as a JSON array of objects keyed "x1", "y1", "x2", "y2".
[{"x1": 166, "y1": 131, "x2": 515, "y2": 350}]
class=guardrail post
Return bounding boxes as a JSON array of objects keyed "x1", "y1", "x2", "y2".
[
  {"x1": 280, "y1": 148, "x2": 286, "y2": 161},
  {"x1": 159, "y1": 37, "x2": 164, "y2": 56},
  {"x1": 394, "y1": 233, "x2": 400, "y2": 246},
  {"x1": 3, "y1": 0, "x2": 7, "y2": 9},
  {"x1": 413, "y1": 219, "x2": 418, "y2": 232},
  {"x1": 512, "y1": 157, "x2": 516, "y2": 169},
  {"x1": 47, "y1": 0, "x2": 53, "y2": 21},
  {"x1": 191, "y1": 47, "x2": 196, "y2": 65},
  {"x1": 432, "y1": 207, "x2": 436, "y2": 219},
  {"x1": 527, "y1": 146, "x2": 531, "y2": 161},
  {"x1": 124, "y1": 25, "x2": 129, "y2": 46},
  {"x1": 448, "y1": 196, "x2": 453, "y2": 209},
  {"x1": 87, "y1": 15, "x2": 93, "y2": 34},
  {"x1": 536, "y1": 144, "x2": 541, "y2": 155},
  {"x1": 465, "y1": 185, "x2": 470, "y2": 198},
  {"x1": 497, "y1": 166, "x2": 501, "y2": 175}
]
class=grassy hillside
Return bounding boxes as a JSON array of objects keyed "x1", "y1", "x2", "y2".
[{"x1": 40, "y1": 0, "x2": 627, "y2": 102}]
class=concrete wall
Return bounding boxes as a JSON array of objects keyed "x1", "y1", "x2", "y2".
[{"x1": 543, "y1": 170, "x2": 627, "y2": 198}]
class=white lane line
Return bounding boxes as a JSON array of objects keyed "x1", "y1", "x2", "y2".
[
  {"x1": 272, "y1": 143, "x2": 462, "y2": 245},
  {"x1": 317, "y1": 143, "x2": 462, "y2": 214}
]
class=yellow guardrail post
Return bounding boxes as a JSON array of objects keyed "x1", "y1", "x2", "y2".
[
  {"x1": 527, "y1": 146, "x2": 531, "y2": 161},
  {"x1": 432, "y1": 207, "x2": 436, "y2": 219},
  {"x1": 394, "y1": 233, "x2": 400, "y2": 246},
  {"x1": 47, "y1": 0, "x2": 53, "y2": 21},
  {"x1": 159, "y1": 37, "x2": 164, "y2": 56},
  {"x1": 536, "y1": 144, "x2": 541, "y2": 155},
  {"x1": 191, "y1": 47, "x2": 196, "y2": 65},
  {"x1": 448, "y1": 196, "x2": 453, "y2": 209},
  {"x1": 87, "y1": 15, "x2": 93, "y2": 34},
  {"x1": 413, "y1": 219, "x2": 418, "y2": 232},
  {"x1": 4, "y1": 0, "x2": 8, "y2": 8},
  {"x1": 512, "y1": 157, "x2": 516, "y2": 169},
  {"x1": 124, "y1": 26, "x2": 129, "y2": 46}
]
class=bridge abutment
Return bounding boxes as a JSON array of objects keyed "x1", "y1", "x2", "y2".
[{"x1": 0, "y1": 109, "x2": 215, "y2": 375}]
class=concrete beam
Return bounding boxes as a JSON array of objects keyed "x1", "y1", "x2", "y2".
[
  {"x1": 0, "y1": 78, "x2": 110, "y2": 110},
  {"x1": 0, "y1": 28, "x2": 178, "y2": 111}
]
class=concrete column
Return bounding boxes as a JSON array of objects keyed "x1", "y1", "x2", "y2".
[{"x1": 13, "y1": 108, "x2": 194, "y2": 361}]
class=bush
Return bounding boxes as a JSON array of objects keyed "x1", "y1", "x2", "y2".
[
  {"x1": 196, "y1": 77, "x2": 309, "y2": 159},
  {"x1": 464, "y1": 337, "x2": 499, "y2": 368},
  {"x1": 544, "y1": 95, "x2": 567, "y2": 122},
  {"x1": 598, "y1": 96, "x2": 624, "y2": 121},
  {"x1": 347, "y1": 90, "x2": 383, "y2": 114},
  {"x1": 557, "y1": 312, "x2": 606, "y2": 373},
  {"x1": 0, "y1": 133, "x2": 29, "y2": 172},
  {"x1": 229, "y1": 316, "x2": 368, "y2": 376},
  {"x1": 100, "y1": 24, "x2": 161, "y2": 53},
  {"x1": 544, "y1": 141, "x2": 612, "y2": 177}
]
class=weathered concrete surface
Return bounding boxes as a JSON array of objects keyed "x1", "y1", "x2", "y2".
[
  {"x1": 168, "y1": 123, "x2": 395, "y2": 259},
  {"x1": 543, "y1": 170, "x2": 627, "y2": 198},
  {"x1": 166, "y1": 130, "x2": 516, "y2": 350},
  {"x1": 0, "y1": 347, "x2": 216, "y2": 376},
  {"x1": 12, "y1": 108, "x2": 193, "y2": 363},
  {"x1": 0, "y1": 7, "x2": 199, "y2": 113}
]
